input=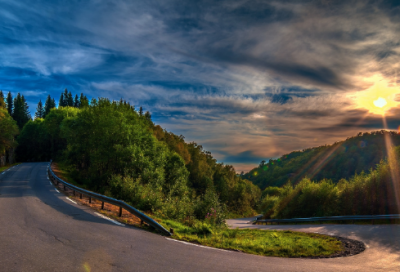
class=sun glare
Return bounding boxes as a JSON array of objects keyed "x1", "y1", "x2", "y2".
[
  {"x1": 373, "y1": 97, "x2": 387, "y2": 108},
  {"x1": 354, "y1": 76, "x2": 400, "y2": 115}
]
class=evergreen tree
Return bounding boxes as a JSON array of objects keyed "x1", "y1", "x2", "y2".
[
  {"x1": 44, "y1": 95, "x2": 56, "y2": 117},
  {"x1": 35, "y1": 100, "x2": 45, "y2": 119},
  {"x1": 12, "y1": 93, "x2": 31, "y2": 129},
  {"x1": 74, "y1": 94, "x2": 80, "y2": 108},
  {"x1": 139, "y1": 106, "x2": 143, "y2": 116},
  {"x1": 67, "y1": 91, "x2": 74, "y2": 106},
  {"x1": 0, "y1": 90, "x2": 5, "y2": 109},
  {"x1": 80, "y1": 93, "x2": 89, "y2": 108},
  {"x1": 59, "y1": 93, "x2": 65, "y2": 107},
  {"x1": 6, "y1": 92, "x2": 13, "y2": 116}
]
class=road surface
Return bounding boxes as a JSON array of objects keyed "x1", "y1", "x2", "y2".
[{"x1": 0, "y1": 162, "x2": 399, "y2": 271}]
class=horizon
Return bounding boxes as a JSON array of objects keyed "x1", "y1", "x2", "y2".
[{"x1": 2, "y1": 1, "x2": 400, "y2": 172}]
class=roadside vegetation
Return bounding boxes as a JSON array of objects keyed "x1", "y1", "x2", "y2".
[
  {"x1": 244, "y1": 130, "x2": 400, "y2": 189},
  {"x1": 260, "y1": 152, "x2": 400, "y2": 219},
  {"x1": 159, "y1": 219, "x2": 342, "y2": 257},
  {"x1": 7, "y1": 90, "x2": 260, "y2": 223}
]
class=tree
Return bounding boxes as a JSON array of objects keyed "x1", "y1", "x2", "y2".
[
  {"x1": 74, "y1": 94, "x2": 80, "y2": 108},
  {"x1": 6, "y1": 92, "x2": 13, "y2": 116},
  {"x1": 139, "y1": 106, "x2": 143, "y2": 116},
  {"x1": 0, "y1": 91, "x2": 5, "y2": 109},
  {"x1": 80, "y1": 93, "x2": 89, "y2": 108},
  {"x1": 59, "y1": 93, "x2": 65, "y2": 107},
  {"x1": 35, "y1": 100, "x2": 45, "y2": 119},
  {"x1": 0, "y1": 108, "x2": 19, "y2": 158},
  {"x1": 66, "y1": 90, "x2": 74, "y2": 107},
  {"x1": 44, "y1": 95, "x2": 56, "y2": 117},
  {"x1": 12, "y1": 93, "x2": 31, "y2": 129}
]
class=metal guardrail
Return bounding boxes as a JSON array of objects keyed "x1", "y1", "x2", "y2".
[
  {"x1": 47, "y1": 161, "x2": 172, "y2": 236},
  {"x1": 255, "y1": 214, "x2": 400, "y2": 225}
]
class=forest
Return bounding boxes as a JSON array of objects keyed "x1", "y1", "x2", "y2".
[
  {"x1": 0, "y1": 90, "x2": 260, "y2": 223},
  {"x1": 243, "y1": 131, "x2": 400, "y2": 189}
]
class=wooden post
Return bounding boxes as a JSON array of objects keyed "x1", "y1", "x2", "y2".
[
  {"x1": 64, "y1": 185, "x2": 66, "y2": 191},
  {"x1": 119, "y1": 207, "x2": 122, "y2": 217},
  {"x1": 80, "y1": 193, "x2": 82, "y2": 199},
  {"x1": 101, "y1": 202, "x2": 104, "y2": 210},
  {"x1": 89, "y1": 197, "x2": 91, "y2": 204}
]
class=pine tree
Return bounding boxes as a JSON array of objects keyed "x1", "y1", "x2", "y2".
[
  {"x1": 35, "y1": 100, "x2": 45, "y2": 119},
  {"x1": 44, "y1": 95, "x2": 56, "y2": 117},
  {"x1": 74, "y1": 94, "x2": 80, "y2": 108},
  {"x1": 59, "y1": 93, "x2": 65, "y2": 107},
  {"x1": 6, "y1": 92, "x2": 13, "y2": 115},
  {"x1": 80, "y1": 93, "x2": 89, "y2": 108},
  {"x1": 67, "y1": 91, "x2": 74, "y2": 106},
  {"x1": 0, "y1": 90, "x2": 5, "y2": 109},
  {"x1": 139, "y1": 106, "x2": 143, "y2": 116},
  {"x1": 12, "y1": 93, "x2": 30, "y2": 128}
]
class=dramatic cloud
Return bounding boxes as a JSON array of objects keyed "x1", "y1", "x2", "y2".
[{"x1": 1, "y1": 0, "x2": 400, "y2": 172}]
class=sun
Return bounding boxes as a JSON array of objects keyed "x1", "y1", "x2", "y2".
[
  {"x1": 354, "y1": 76, "x2": 400, "y2": 115},
  {"x1": 373, "y1": 97, "x2": 387, "y2": 108}
]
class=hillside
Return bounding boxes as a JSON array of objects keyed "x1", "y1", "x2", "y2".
[{"x1": 244, "y1": 131, "x2": 400, "y2": 189}]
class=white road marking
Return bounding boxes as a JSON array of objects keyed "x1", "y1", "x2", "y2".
[
  {"x1": 55, "y1": 189, "x2": 60, "y2": 193},
  {"x1": 94, "y1": 212, "x2": 125, "y2": 226},
  {"x1": 165, "y1": 238, "x2": 231, "y2": 252},
  {"x1": 66, "y1": 198, "x2": 77, "y2": 204}
]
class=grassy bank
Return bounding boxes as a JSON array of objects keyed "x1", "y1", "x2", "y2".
[
  {"x1": 160, "y1": 220, "x2": 342, "y2": 258},
  {"x1": 0, "y1": 163, "x2": 19, "y2": 173}
]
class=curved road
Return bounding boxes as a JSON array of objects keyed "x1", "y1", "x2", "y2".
[{"x1": 0, "y1": 163, "x2": 398, "y2": 271}]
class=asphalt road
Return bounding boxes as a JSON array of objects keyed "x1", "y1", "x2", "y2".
[{"x1": 0, "y1": 162, "x2": 398, "y2": 271}]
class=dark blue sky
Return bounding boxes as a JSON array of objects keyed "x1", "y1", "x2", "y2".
[{"x1": 2, "y1": 0, "x2": 400, "y2": 172}]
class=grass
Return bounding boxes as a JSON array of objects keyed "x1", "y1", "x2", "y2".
[
  {"x1": 0, "y1": 163, "x2": 20, "y2": 173},
  {"x1": 160, "y1": 219, "x2": 343, "y2": 258}
]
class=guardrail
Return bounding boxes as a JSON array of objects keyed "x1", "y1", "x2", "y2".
[
  {"x1": 47, "y1": 161, "x2": 172, "y2": 236},
  {"x1": 255, "y1": 214, "x2": 400, "y2": 225}
]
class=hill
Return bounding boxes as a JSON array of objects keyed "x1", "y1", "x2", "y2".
[{"x1": 243, "y1": 131, "x2": 400, "y2": 189}]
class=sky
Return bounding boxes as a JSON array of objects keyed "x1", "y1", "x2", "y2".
[{"x1": 2, "y1": 0, "x2": 400, "y2": 172}]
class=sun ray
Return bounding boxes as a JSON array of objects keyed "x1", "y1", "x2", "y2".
[{"x1": 381, "y1": 116, "x2": 400, "y2": 213}]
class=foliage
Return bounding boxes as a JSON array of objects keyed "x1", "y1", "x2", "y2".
[
  {"x1": 0, "y1": 108, "x2": 19, "y2": 156},
  {"x1": 14, "y1": 90, "x2": 261, "y2": 221},
  {"x1": 12, "y1": 93, "x2": 31, "y2": 129},
  {"x1": 245, "y1": 131, "x2": 400, "y2": 189},
  {"x1": 262, "y1": 157, "x2": 400, "y2": 219},
  {"x1": 35, "y1": 100, "x2": 45, "y2": 119}
]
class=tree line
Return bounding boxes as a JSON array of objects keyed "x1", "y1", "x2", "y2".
[
  {"x1": 244, "y1": 131, "x2": 400, "y2": 189},
  {"x1": 11, "y1": 90, "x2": 260, "y2": 222}
]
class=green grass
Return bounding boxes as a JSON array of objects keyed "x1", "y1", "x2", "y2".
[
  {"x1": 160, "y1": 219, "x2": 343, "y2": 258},
  {"x1": 0, "y1": 163, "x2": 20, "y2": 173}
]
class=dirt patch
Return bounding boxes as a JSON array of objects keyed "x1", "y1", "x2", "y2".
[
  {"x1": 307, "y1": 236, "x2": 366, "y2": 259},
  {"x1": 50, "y1": 164, "x2": 143, "y2": 227}
]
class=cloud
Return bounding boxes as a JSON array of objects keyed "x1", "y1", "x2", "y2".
[{"x1": 2, "y1": 0, "x2": 400, "y2": 172}]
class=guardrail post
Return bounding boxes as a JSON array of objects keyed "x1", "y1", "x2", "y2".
[
  {"x1": 101, "y1": 202, "x2": 104, "y2": 210},
  {"x1": 80, "y1": 193, "x2": 82, "y2": 199},
  {"x1": 170, "y1": 228, "x2": 174, "y2": 234},
  {"x1": 64, "y1": 185, "x2": 66, "y2": 191},
  {"x1": 89, "y1": 197, "x2": 91, "y2": 204},
  {"x1": 119, "y1": 207, "x2": 122, "y2": 217},
  {"x1": 141, "y1": 220, "x2": 143, "y2": 225},
  {"x1": 73, "y1": 190, "x2": 75, "y2": 196}
]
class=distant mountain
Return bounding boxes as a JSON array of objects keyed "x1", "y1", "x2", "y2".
[{"x1": 243, "y1": 130, "x2": 400, "y2": 189}]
